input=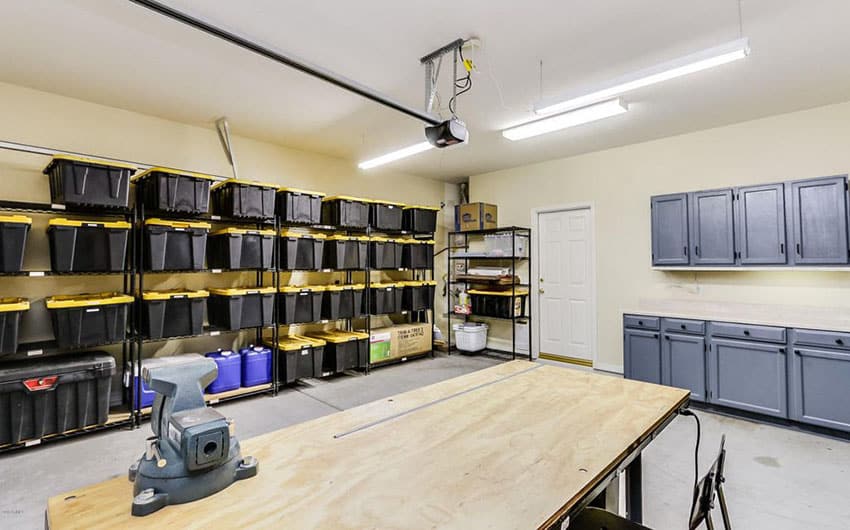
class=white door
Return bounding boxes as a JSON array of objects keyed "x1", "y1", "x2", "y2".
[{"x1": 538, "y1": 207, "x2": 595, "y2": 365}]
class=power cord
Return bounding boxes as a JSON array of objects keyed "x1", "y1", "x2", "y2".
[
  {"x1": 679, "y1": 408, "x2": 701, "y2": 519},
  {"x1": 448, "y1": 46, "x2": 473, "y2": 116}
]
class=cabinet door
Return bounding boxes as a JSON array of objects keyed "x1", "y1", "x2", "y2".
[
  {"x1": 790, "y1": 347, "x2": 850, "y2": 432},
  {"x1": 624, "y1": 328, "x2": 662, "y2": 384},
  {"x1": 788, "y1": 176, "x2": 849, "y2": 264},
  {"x1": 736, "y1": 183, "x2": 787, "y2": 265},
  {"x1": 651, "y1": 194, "x2": 689, "y2": 266},
  {"x1": 707, "y1": 338, "x2": 788, "y2": 418},
  {"x1": 689, "y1": 189, "x2": 735, "y2": 265},
  {"x1": 662, "y1": 333, "x2": 706, "y2": 402}
]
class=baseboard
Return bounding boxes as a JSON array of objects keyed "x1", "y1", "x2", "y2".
[
  {"x1": 485, "y1": 337, "x2": 530, "y2": 356},
  {"x1": 593, "y1": 362, "x2": 624, "y2": 375}
]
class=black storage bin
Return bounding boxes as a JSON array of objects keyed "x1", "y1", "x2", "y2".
[
  {"x1": 43, "y1": 155, "x2": 135, "y2": 208},
  {"x1": 280, "y1": 231, "x2": 326, "y2": 270},
  {"x1": 211, "y1": 179, "x2": 277, "y2": 219},
  {"x1": 0, "y1": 215, "x2": 31, "y2": 272},
  {"x1": 321, "y1": 284, "x2": 365, "y2": 320},
  {"x1": 208, "y1": 287, "x2": 275, "y2": 331},
  {"x1": 46, "y1": 293, "x2": 132, "y2": 349},
  {"x1": 403, "y1": 205, "x2": 439, "y2": 234},
  {"x1": 278, "y1": 286, "x2": 324, "y2": 324},
  {"x1": 308, "y1": 330, "x2": 368, "y2": 373},
  {"x1": 469, "y1": 289, "x2": 529, "y2": 319},
  {"x1": 368, "y1": 237, "x2": 402, "y2": 269},
  {"x1": 47, "y1": 218, "x2": 130, "y2": 273},
  {"x1": 144, "y1": 219, "x2": 210, "y2": 271},
  {"x1": 132, "y1": 167, "x2": 215, "y2": 214},
  {"x1": 266, "y1": 336, "x2": 325, "y2": 384},
  {"x1": 323, "y1": 235, "x2": 368, "y2": 270},
  {"x1": 401, "y1": 239, "x2": 435, "y2": 269},
  {"x1": 277, "y1": 187, "x2": 325, "y2": 225},
  {"x1": 208, "y1": 228, "x2": 275, "y2": 270},
  {"x1": 370, "y1": 200, "x2": 405, "y2": 231},
  {"x1": 321, "y1": 196, "x2": 370, "y2": 228},
  {"x1": 0, "y1": 298, "x2": 29, "y2": 356},
  {"x1": 369, "y1": 283, "x2": 402, "y2": 315},
  {"x1": 0, "y1": 353, "x2": 115, "y2": 445},
  {"x1": 400, "y1": 281, "x2": 436, "y2": 312},
  {"x1": 140, "y1": 290, "x2": 208, "y2": 339}
]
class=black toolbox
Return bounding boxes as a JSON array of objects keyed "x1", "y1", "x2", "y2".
[
  {"x1": 368, "y1": 236, "x2": 402, "y2": 269},
  {"x1": 321, "y1": 196, "x2": 370, "y2": 228},
  {"x1": 278, "y1": 286, "x2": 324, "y2": 324},
  {"x1": 280, "y1": 231, "x2": 326, "y2": 270},
  {"x1": 211, "y1": 179, "x2": 277, "y2": 219},
  {"x1": 43, "y1": 155, "x2": 136, "y2": 208},
  {"x1": 468, "y1": 289, "x2": 529, "y2": 319},
  {"x1": 208, "y1": 228, "x2": 275, "y2": 270},
  {"x1": 46, "y1": 293, "x2": 132, "y2": 349},
  {"x1": 143, "y1": 218, "x2": 210, "y2": 271},
  {"x1": 140, "y1": 289, "x2": 208, "y2": 339},
  {"x1": 0, "y1": 298, "x2": 29, "y2": 356},
  {"x1": 47, "y1": 218, "x2": 130, "y2": 273},
  {"x1": 370, "y1": 200, "x2": 406, "y2": 231},
  {"x1": 321, "y1": 284, "x2": 365, "y2": 320},
  {"x1": 403, "y1": 205, "x2": 440, "y2": 233},
  {"x1": 266, "y1": 335, "x2": 325, "y2": 384},
  {"x1": 323, "y1": 234, "x2": 368, "y2": 270},
  {"x1": 0, "y1": 215, "x2": 32, "y2": 272},
  {"x1": 307, "y1": 330, "x2": 368, "y2": 373},
  {"x1": 277, "y1": 187, "x2": 325, "y2": 225},
  {"x1": 0, "y1": 352, "x2": 116, "y2": 445},
  {"x1": 400, "y1": 238, "x2": 435, "y2": 269},
  {"x1": 208, "y1": 287, "x2": 275, "y2": 331},
  {"x1": 399, "y1": 280, "x2": 437, "y2": 312},
  {"x1": 132, "y1": 166, "x2": 216, "y2": 214},
  {"x1": 369, "y1": 283, "x2": 402, "y2": 315}
]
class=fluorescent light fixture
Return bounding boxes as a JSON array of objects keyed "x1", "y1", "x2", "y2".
[
  {"x1": 502, "y1": 98, "x2": 629, "y2": 141},
  {"x1": 358, "y1": 141, "x2": 434, "y2": 170},
  {"x1": 535, "y1": 38, "x2": 750, "y2": 116}
]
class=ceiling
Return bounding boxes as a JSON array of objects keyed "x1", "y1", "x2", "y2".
[{"x1": 1, "y1": 1, "x2": 849, "y2": 181}]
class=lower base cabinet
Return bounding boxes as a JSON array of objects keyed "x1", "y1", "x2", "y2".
[
  {"x1": 662, "y1": 333, "x2": 706, "y2": 402},
  {"x1": 790, "y1": 346, "x2": 850, "y2": 432},
  {"x1": 707, "y1": 338, "x2": 788, "y2": 418},
  {"x1": 624, "y1": 328, "x2": 661, "y2": 384}
]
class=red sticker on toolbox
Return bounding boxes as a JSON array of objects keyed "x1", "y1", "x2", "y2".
[{"x1": 23, "y1": 376, "x2": 58, "y2": 391}]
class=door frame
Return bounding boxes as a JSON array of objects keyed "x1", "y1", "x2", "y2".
[{"x1": 531, "y1": 202, "x2": 598, "y2": 368}]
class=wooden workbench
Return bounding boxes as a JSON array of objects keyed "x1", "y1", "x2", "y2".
[{"x1": 46, "y1": 360, "x2": 689, "y2": 529}]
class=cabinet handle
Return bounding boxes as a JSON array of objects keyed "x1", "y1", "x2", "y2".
[
  {"x1": 665, "y1": 335, "x2": 671, "y2": 340},
  {"x1": 638, "y1": 320, "x2": 643, "y2": 326},
  {"x1": 796, "y1": 243, "x2": 801, "y2": 256},
  {"x1": 779, "y1": 348, "x2": 786, "y2": 354},
  {"x1": 684, "y1": 246, "x2": 688, "y2": 256},
  {"x1": 653, "y1": 334, "x2": 659, "y2": 339},
  {"x1": 680, "y1": 324, "x2": 687, "y2": 330},
  {"x1": 743, "y1": 330, "x2": 750, "y2": 336},
  {"x1": 695, "y1": 245, "x2": 700, "y2": 257},
  {"x1": 837, "y1": 339, "x2": 845, "y2": 346},
  {"x1": 780, "y1": 243, "x2": 785, "y2": 254},
  {"x1": 794, "y1": 349, "x2": 800, "y2": 355}
]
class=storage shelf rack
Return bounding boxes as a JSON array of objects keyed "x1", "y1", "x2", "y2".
[{"x1": 447, "y1": 226, "x2": 532, "y2": 361}]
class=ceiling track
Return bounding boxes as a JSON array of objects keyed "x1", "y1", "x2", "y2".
[{"x1": 127, "y1": 0, "x2": 441, "y2": 126}]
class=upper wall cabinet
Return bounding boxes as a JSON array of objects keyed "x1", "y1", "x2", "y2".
[
  {"x1": 788, "y1": 176, "x2": 849, "y2": 265},
  {"x1": 689, "y1": 189, "x2": 735, "y2": 265},
  {"x1": 651, "y1": 193, "x2": 689, "y2": 266},
  {"x1": 736, "y1": 183, "x2": 787, "y2": 265}
]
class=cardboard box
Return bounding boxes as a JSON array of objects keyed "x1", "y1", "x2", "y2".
[
  {"x1": 455, "y1": 202, "x2": 498, "y2": 232},
  {"x1": 370, "y1": 323, "x2": 432, "y2": 363}
]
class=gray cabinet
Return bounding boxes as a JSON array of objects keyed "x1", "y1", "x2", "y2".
[
  {"x1": 662, "y1": 332, "x2": 706, "y2": 402},
  {"x1": 788, "y1": 175, "x2": 849, "y2": 265},
  {"x1": 689, "y1": 189, "x2": 735, "y2": 265},
  {"x1": 790, "y1": 329, "x2": 850, "y2": 432},
  {"x1": 707, "y1": 336, "x2": 788, "y2": 418},
  {"x1": 624, "y1": 326, "x2": 662, "y2": 384},
  {"x1": 736, "y1": 183, "x2": 787, "y2": 265},
  {"x1": 651, "y1": 193, "x2": 689, "y2": 266}
]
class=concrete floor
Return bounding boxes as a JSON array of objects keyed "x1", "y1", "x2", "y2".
[{"x1": 2, "y1": 354, "x2": 849, "y2": 529}]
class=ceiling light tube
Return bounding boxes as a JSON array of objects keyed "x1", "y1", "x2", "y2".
[
  {"x1": 358, "y1": 141, "x2": 434, "y2": 169},
  {"x1": 535, "y1": 38, "x2": 750, "y2": 116},
  {"x1": 503, "y1": 98, "x2": 629, "y2": 141}
]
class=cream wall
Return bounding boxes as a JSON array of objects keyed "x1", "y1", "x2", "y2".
[
  {"x1": 469, "y1": 100, "x2": 850, "y2": 371},
  {"x1": 0, "y1": 82, "x2": 447, "y2": 369}
]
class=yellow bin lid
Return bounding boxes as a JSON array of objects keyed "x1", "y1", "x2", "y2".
[
  {"x1": 277, "y1": 186, "x2": 326, "y2": 197},
  {"x1": 306, "y1": 330, "x2": 368, "y2": 343},
  {"x1": 0, "y1": 215, "x2": 32, "y2": 225},
  {"x1": 327, "y1": 234, "x2": 369, "y2": 241},
  {"x1": 322, "y1": 283, "x2": 365, "y2": 291},
  {"x1": 211, "y1": 227, "x2": 275, "y2": 236},
  {"x1": 403, "y1": 204, "x2": 441, "y2": 211},
  {"x1": 141, "y1": 289, "x2": 209, "y2": 301},
  {"x1": 322, "y1": 195, "x2": 373, "y2": 203},
  {"x1": 211, "y1": 178, "x2": 278, "y2": 190},
  {"x1": 209, "y1": 287, "x2": 275, "y2": 297},
  {"x1": 290, "y1": 334, "x2": 328, "y2": 347},
  {"x1": 467, "y1": 288, "x2": 529, "y2": 297},
  {"x1": 46, "y1": 292, "x2": 134, "y2": 309},
  {"x1": 264, "y1": 335, "x2": 315, "y2": 352},
  {"x1": 370, "y1": 282, "x2": 398, "y2": 289},
  {"x1": 0, "y1": 297, "x2": 29, "y2": 312},
  {"x1": 132, "y1": 166, "x2": 219, "y2": 183},
  {"x1": 279, "y1": 285, "x2": 326, "y2": 293},
  {"x1": 280, "y1": 230, "x2": 327, "y2": 239},
  {"x1": 48, "y1": 218, "x2": 130, "y2": 229},
  {"x1": 372, "y1": 199, "x2": 406, "y2": 207},
  {"x1": 145, "y1": 218, "x2": 211, "y2": 230},
  {"x1": 44, "y1": 154, "x2": 137, "y2": 172}
]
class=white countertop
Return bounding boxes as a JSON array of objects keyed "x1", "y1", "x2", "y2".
[{"x1": 624, "y1": 299, "x2": 850, "y2": 333}]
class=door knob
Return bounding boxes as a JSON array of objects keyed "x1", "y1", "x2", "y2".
[{"x1": 539, "y1": 288, "x2": 545, "y2": 294}]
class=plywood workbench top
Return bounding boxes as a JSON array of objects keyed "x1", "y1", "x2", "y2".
[
  {"x1": 625, "y1": 299, "x2": 850, "y2": 332},
  {"x1": 47, "y1": 361, "x2": 688, "y2": 530}
]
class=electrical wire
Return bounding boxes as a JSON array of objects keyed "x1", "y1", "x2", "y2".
[
  {"x1": 680, "y1": 408, "x2": 702, "y2": 519},
  {"x1": 448, "y1": 46, "x2": 473, "y2": 117}
]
